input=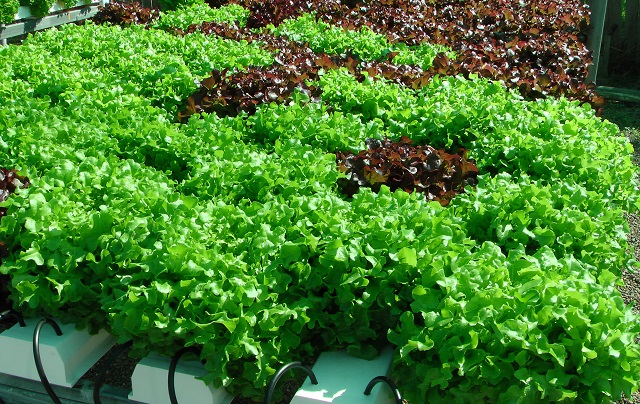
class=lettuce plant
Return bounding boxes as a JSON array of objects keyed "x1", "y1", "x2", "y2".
[
  {"x1": 151, "y1": 1, "x2": 248, "y2": 30},
  {"x1": 93, "y1": 1, "x2": 161, "y2": 26},
  {"x1": 21, "y1": 0, "x2": 55, "y2": 18},
  {"x1": 0, "y1": 0, "x2": 19, "y2": 24},
  {"x1": 335, "y1": 136, "x2": 479, "y2": 205},
  {"x1": 0, "y1": 7, "x2": 639, "y2": 402},
  {"x1": 158, "y1": 0, "x2": 202, "y2": 11}
]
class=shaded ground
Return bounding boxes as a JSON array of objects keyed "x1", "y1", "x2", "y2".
[
  {"x1": 602, "y1": 95, "x2": 640, "y2": 404},
  {"x1": 599, "y1": 73, "x2": 640, "y2": 92}
]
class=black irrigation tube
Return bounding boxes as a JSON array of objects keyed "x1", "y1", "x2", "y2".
[
  {"x1": 0, "y1": 309, "x2": 26, "y2": 327},
  {"x1": 264, "y1": 362, "x2": 318, "y2": 404},
  {"x1": 168, "y1": 346, "x2": 204, "y2": 404},
  {"x1": 5, "y1": 315, "x2": 398, "y2": 404},
  {"x1": 364, "y1": 375, "x2": 403, "y2": 404},
  {"x1": 32, "y1": 318, "x2": 63, "y2": 404}
]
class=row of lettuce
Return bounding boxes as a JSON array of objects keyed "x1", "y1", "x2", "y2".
[
  {"x1": 0, "y1": 2, "x2": 639, "y2": 402},
  {"x1": 94, "y1": 0, "x2": 602, "y2": 115}
]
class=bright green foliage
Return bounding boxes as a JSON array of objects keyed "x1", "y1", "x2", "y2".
[
  {"x1": 321, "y1": 70, "x2": 638, "y2": 212},
  {"x1": 21, "y1": 0, "x2": 55, "y2": 18},
  {"x1": 245, "y1": 96, "x2": 388, "y2": 153},
  {"x1": 391, "y1": 42, "x2": 455, "y2": 69},
  {"x1": 0, "y1": 0, "x2": 19, "y2": 24},
  {"x1": 389, "y1": 243, "x2": 640, "y2": 403},
  {"x1": 157, "y1": 0, "x2": 202, "y2": 12},
  {"x1": 0, "y1": 10, "x2": 639, "y2": 403},
  {"x1": 453, "y1": 174, "x2": 634, "y2": 275},
  {"x1": 151, "y1": 1, "x2": 250, "y2": 30},
  {"x1": 272, "y1": 13, "x2": 388, "y2": 59},
  {"x1": 319, "y1": 68, "x2": 419, "y2": 121},
  {"x1": 62, "y1": 0, "x2": 82, "y2": 8},
  {"x1": 271, "y1": 12, "x2": 448, "y2": 64},
  {"x1": 0, "y1": 22, "x2": 272, "y2": 119}
]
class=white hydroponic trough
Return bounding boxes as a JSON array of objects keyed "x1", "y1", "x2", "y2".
[
  {"x1": 0, "y1": 318, "x2": 116, "y2": 387},
  {"x1": 129, "y1": 353, "x2": 233, "y2": 404},
  {"x1": 291, "y1": 346, "x2": 396, "y2": 404},
  {"x1": 0, "y1": 318, "x2": 399, "y2": 403}
]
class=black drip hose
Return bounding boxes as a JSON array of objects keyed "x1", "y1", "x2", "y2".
[
  {"x1": 32, "y1": 318, "x2": 63, "y2": 404},
  {"x1": 363, "y1": 375, "x2": 403, "y2": 404},
  {"x1": 0, "y1": 309, "x2": 26, "y2": 327},
  {"x1": 264, "y1": 362, "x2": 318, "y2": 404},
  {"x1": 168, "y1": 346, "x2": 202, "y2": 404}
]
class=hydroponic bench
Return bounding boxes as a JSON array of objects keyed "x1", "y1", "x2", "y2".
[
  {"x1": 0, "y1": 0, "x2": 108, "y2": 46},
  {"x1": 0, "y1": 315, "x2": 399, "y2": 404}
]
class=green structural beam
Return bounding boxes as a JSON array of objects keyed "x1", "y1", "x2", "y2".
[
  {"x1": 0, "y1": 3, "x2": 103, "y2": 45},
  {"x1": 586, "y1": 0, "x2": 608, "y2": 84},
  {"x1": 597, "y1": 86, "x2": 640, "y2": 102}
]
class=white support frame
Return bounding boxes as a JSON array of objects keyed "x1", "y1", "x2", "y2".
[{"x1": 0, "y1": 1, "x2": 108, "y2": 46}]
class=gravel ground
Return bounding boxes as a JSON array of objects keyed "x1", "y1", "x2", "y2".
[
  {"x1": 616, "y1": 134, "x2": 640, "y2": 404},
  {"x1": 611, "y1": 97, "x2": 640, "y2": 403},
  {"x1": 617, "y1": 215, "x2": 640, "y2": 404}
]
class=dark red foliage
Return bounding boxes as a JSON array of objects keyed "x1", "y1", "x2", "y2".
[
  {"x1": 244, "y1": 0, "x2": 346, "y2": 28},
  {"x1": 205, "y1": 0, "x2": 233, "y2": 8},
  {"x1": 417, "y1": 50, "x2": 604, "y2": 111},
  {"x1": 0, "y1": 168, "x2": 30, "y2": 221},
  {"x1": 0, "y1": 168, "x2": 30, "y2": 312},
  {"x1": 311, "y1": 0, "x2": 600, "y2": 110},
  {"x1": 178, "y1": 38, "x2": 429, "y2": 120},
  {"x1": 177, "y1": 31, "x2": 332, "y2": 120},
  {"x1": 0, "y1": 168, "x2": 30, "y2": 263},
  {"x1": 92, "y1": 1, "x2": 160, "y2": 26},
  {"x1": 99, "y1": 0, "x2": 604, "y2": 113},
  {"x1": 177, "y1": 31, "x2": 320, "y2": 119},
  {"x1": 207, "y1": 0, "x2": 253, "y2": 8},
  {"x1": 179, "y1": 65, "x2": 323, "y2": 119},
  {"x1": 245, "y1": 0, "x2": 303, "y2": 28},
  {"x1": 237, "y1": 0, "x2": 600, "y2": 109},
  {"x1": 335, "y1": 136, "x2": 478, "y2": 206}
]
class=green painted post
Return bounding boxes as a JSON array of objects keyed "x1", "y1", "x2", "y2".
[{"x1": 586, "y1": 0, "x2": 608, "y2": 84}]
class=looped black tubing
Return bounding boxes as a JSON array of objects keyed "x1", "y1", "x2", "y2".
[
  {"x1": 168, "y1": 346, "x2": 202, "y2": 404},
  {"x1": 93, "y1": 340, "x2": 133, "y2": 404},
  {"x1": 33, "y1": 318, "x2": 63, "y2": 404},
  {"x1": 363, "y1": 375, "x2": 403, "y2": 404},
  {"x1": 264, "y1": 362, "x2": 318, "y2": 404},
  {"x1": 0, "y1": 309, "x2": 26, "y2": 327}
]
